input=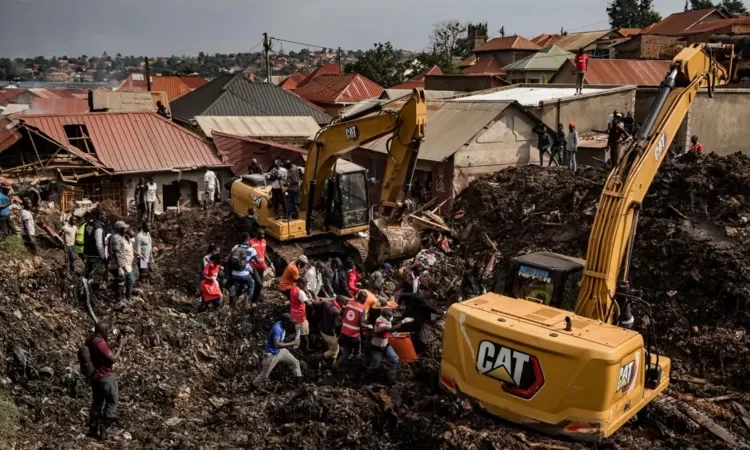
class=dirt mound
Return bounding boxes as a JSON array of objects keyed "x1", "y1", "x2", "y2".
[{"x1": 448, "y1": 152, "x2": 750, "y2": 447}]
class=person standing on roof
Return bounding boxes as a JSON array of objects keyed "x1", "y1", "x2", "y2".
[
  {"x1": 20, "y1": 198, "x2": 37, "y2": 255},
  {"x1": 278, "y1": 255, "x2": 307, "y2": 299},
  {"x1": 203, "y1": 167, "x2": 219, "y2": 210},
  {"x1": 285, "y1": 161, "x2": 301, "y2": 220},
  {"x1": 690, "y1": 135, "x2": 704, "y2": 154},
  {"x1": 269, "y1": 160, "x2": 287, "y2": 219},
  {"x1": 134, "y1": 177, "x2": 147, "y2": 223},
  {"x1": 107, "y1": 221, "x2": 129, "y2": 306},
  {"x1": 567, "y1": 122, "x2": 579, "y2": 172},
  {"x1": 533, "y1": 123, "x2": 552, "y2": 167},
  {"x1": 83, "y1": 321, "x2": 125, "y2": 441},
  {"x1": 574, "y1": 48, "x2": 589, "y2": 96},
  {"x1": 607, "y1": 113, "x2": 629, "y2": 166},
  {"x1": 249, "y1": 159, "x2": 263, "y2": 175},
  {"x1": 145, "y1": 177, "x2": 159, "y2": 222},
  {"x1": 249, "y1": 229, "x2": 267, "y2": 303},
  {"x1": 84, "y1": 208, "x2": 106, "y2": 293},
  {"x1": 253, "y1": 313, "x2": 302, "y2": 388},
  {"x1": 62, "y1": 215, "x2": 79, "y2": 272}
]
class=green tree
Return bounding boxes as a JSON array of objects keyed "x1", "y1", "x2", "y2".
[
  {"x1": 345, "y1": 42, "x2": 405, "y2": 87},
  {"x1": 93, "y1": 70, "x2": 105, "y2": 82},
  {"x1": 607, "y1": 0, "x2": 662, "y2": 28},
  {"x1": 721, "y1": 0, "x2": 748, "y2": 14},
  {"x1": 689, "y1": 0, "x2": 715, "y2": 8},
  {"x1": 430, "y1": 20, "x2": 469, "y2": 58},
  {"x1": 412, "y1": 51, "x2": 459, "y2": 75}
]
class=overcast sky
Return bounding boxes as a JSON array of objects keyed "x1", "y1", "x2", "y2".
[{"x1": 1, "y1": 0, "x2": 687, "y2": 58}]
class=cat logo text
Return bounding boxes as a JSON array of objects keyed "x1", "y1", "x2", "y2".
[{"x1": 476, "y1": 340, "x2": 545, "y2": 400}]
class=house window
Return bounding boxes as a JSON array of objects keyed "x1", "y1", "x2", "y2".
[{"x1": 63, "y1": 124, "x2": 97, "y2": 154}]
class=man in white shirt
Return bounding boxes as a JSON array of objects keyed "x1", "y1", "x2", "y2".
[
  {"x1": 61, "y1": 215, "x2": 78, "y2": 272},
  {"x1": 20, "y1": 198, "x2": 37, "y2": 255},
  {"x1": 304, "y1": 261, "x2": 326, "y2": 300},
  {"x1": 203, "y1": 167, "x2": 219, "y2": 209},
  {"x1": 145, "y1": 177, "x2": 159, "y2": 222}
]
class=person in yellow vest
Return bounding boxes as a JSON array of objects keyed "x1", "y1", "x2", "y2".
[{"x1": 75, "y1": 214, "x2": 89, "y2": 258}]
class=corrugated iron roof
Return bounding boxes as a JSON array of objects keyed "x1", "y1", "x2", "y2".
[
  {"x1": 294, "y1": 73, "x2": 384, "y2": 104},
  {"x1": 473, "y1": 35, "x2": 541, "y2": 53},
  {"x1": 0, "y1": 89, "x2": 26, "y2": 104},
  {"x1": 462, "y1": 56, "x2": 506, "y2": 76},
  {"x1": 195, "y1": 116, "x2": 320, "y2": 138},
  {"x1": 457, "y1": 86, "x2": 611, "y2": 106},
  {"x1": 531, "y1": 34, "x2": 566, "y2": 48},
  {"x1": 680, "y1": 15, "x2": 750, "y2": 34},
  {"x1": 118, "y1": 75, "x2": 193, "y2": 102},
  {"x1": 212, "y1": 131, "x2": 307, "y2": 175},
  {"x1": 296, "y1": 64, "x2": 342, "y2": 89},
  {"x1": 171, "y1": 74, "x2": 331, "y2": 124},
  {"x1": 0, "y1": 118, "x2": 22, "y2": 152},
  {"x1": 0, "y1": 104, "x2": 29, "y2": 117},
  {"x1": 458, "y1": 55, "x2": 476, "y2": 68},
  {"x1": 25, "y1": 98, "x2": 90, "y2": 115},
  {"x1": 504, "y1": 45, "x2": 574, "y2": 72},
  {"x1": 552, "y1": 30, "x2": 613, "y2": 51},
  {"x1": 392, "y1": 65, "x2": 443, "y2": 89},
  {"x1": 618, "y1": 28, "x2": 642, "y2": 36},
  {"x1": 279, "y1": 72, "x2": 308, "y2": 90},
  {"x1": 180, "y1": 77, "x2": 209, "y2": 89},
  {"x1": 20, "y1": 112, "x2": 223, "y2": 173},
  {"x1": 380, "y1": 89, "x2": 462, "y2": 101},
  {"x1": 361, "y1": 101, "x2": 513, "y2": 162},
  {"x1": 557, "y1": 58, "x2": 671, "y2": 86},
  {"x1": 643, "y1": 8, "x2": 729, "y2": 36}
]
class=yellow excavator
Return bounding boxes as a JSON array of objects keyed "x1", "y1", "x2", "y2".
[
  {"x1": 440, "y1": 43, "x2": 735, "y2": 440},
  {"x1": 229, "y1": 89, "x2": 427, "y2": 267}
]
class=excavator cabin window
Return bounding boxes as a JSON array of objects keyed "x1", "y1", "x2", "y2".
[
  {"x1": 512, "y1": 265, "x2": 556, "y2": 306},
  {"x1": 327, "y1": 171, "x2": 369, "y2": 230}
]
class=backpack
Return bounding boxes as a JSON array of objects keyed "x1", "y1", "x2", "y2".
[
  {"x1": 78, "y1": 337, "x2": 101, "y2": 379},
  {"x1": 229, "y1": 246, "x2": 248, "y2": 271}
]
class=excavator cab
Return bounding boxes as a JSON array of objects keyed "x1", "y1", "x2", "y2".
[
  {"x1": 321, "y1": 165, "x2": 370, "y2": 231},
  {"x1": 501, "y1": 252, "x2": 584, "y2": 312}
]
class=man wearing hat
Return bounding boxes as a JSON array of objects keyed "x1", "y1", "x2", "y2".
[
  {"x1": 0, "y1": 179, "x2": 16, "y2": 237},
  {"x1": 107, "y1": 221, "x2": 130, "y2": 305}
]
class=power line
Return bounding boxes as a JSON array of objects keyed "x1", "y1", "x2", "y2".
[
  {"x1": 247, "y1": 39, "x2": 264, "y2": 53},
  {"x1": 270, "y1": 36, "x2": 332, "y2": 50}
]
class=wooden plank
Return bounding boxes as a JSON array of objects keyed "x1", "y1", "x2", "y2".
[
  {"x1": 732, "y1": 402, "x2": 750, "y2": 431},
  {"x1": 680, "y1": 401, "x2": 750, "y2": 448}
]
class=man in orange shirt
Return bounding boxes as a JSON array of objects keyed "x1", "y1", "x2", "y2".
[
  {"x1": 278, "y1": 255, "x2": 308, "y2": 299},
  {"x1": 249, "y1": 229, "x2": 268, "y2": 303}
]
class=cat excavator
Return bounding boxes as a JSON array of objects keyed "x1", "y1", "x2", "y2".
[
  {"x1": 440, "y1": 43, "x2": 735, "y2": 440},
  {"x1": 229, "y1": 89, "x2": 427, "y2": 268}
]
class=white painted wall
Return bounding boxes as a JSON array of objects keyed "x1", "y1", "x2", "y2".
[{"x1": 121, "y1": 168, "x2": 232, "y2": 214}]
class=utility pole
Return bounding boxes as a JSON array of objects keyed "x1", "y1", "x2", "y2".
[
  {"x1": 263, "y1": 32, "x2": 272, "y2": 83},
  {"x1": 144, "y1": 56, "x2": 151, "y2": 91},
  {"x1": 337, "y1": 47, "x2": 343, "y2": 71}
]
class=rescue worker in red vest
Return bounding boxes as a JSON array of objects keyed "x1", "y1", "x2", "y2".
[
  {"x1": 249, "y1": 229, "x2": 268, "y2": 303},
  {"x1": 574, "y1": 47, "x2": 589, "y2": 96},
  {"x1": 367, "y1": 308, "x2": 413, "y2": 383},
  {"x1": 334, "y1": 290, "x2": 370, "y2": 368}
]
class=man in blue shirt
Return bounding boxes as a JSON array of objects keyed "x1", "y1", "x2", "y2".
[
  {"x1": 0, "y1": 179, "x2": 16, "y2": 238},
  {"x1": 253, "y1": 314, "x2": 302, "y2": 388},
  {"x1": 225, "y1": 232, "x2": 260, "y2": 309}
]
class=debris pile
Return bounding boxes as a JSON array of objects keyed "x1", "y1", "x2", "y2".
[{"x1": 1, "y1": 152, "x2": 749, "y2": 449}]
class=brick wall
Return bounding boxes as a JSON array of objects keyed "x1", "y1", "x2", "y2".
[{"x1": 639, "y1": 35, "x2": 682, "y2": 59}]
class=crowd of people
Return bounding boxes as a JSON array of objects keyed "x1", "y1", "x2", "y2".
[{"x1": 533, "y1": 122, "x2": 580, "y2": 171}]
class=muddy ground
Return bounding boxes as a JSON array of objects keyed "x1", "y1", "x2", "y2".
[{"x1": 1, "y1": 152, "x2": 750, "y2": 449}]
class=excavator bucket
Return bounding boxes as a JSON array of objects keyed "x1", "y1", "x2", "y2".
[{"x1": 368, "y1": 218, "x2": 421, "y2": 266}]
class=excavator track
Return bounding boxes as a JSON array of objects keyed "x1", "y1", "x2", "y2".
[{"x1": 265, "y1": 234, "x2": 369, "y2": 273}]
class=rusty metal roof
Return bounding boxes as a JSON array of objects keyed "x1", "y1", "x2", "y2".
[
  {"x1": 531, "y1": 34, "x2": 566, "y2": 48},
  {"x1": 643, "y1": 8, "x2": 730, "y2": 36},
  {"x1": 25, "y1": 98, "x2": 90, "y2": 115},
  {"x1": 212, "y1": 131, "x2": 306, "y2": 175},
  {"x1": 473, "y1": 35, "x2": 541, "y2": 53},
  {"x1": 462, "y1": 56, "x2": 506, "y2": 76},
  {"x1": 195, "y1": 116, "x2": 319, "y2": 139},
  {"x1": 618, "y1": 28, "x2": 642, "y2": 37},
  {"x1": 553, "y1": 58, "x2": 672, "y2": 86},
  {"x1": 0, "y1": 89, "x2": 26, "y2": 104},
  {"x1": 118, "y1": 74, "x2": 193, "y2": 103},
  {"x1": 91, "y1": 90, "x2": 168, "y2": 112},
  {"x1": 279, "y1": 72, "x2": 308, "y2": 90},
  {"x1": 296, "y1": 64, "x2": 342, "y2": 89},
  {"x1": 294, "y1": 73, "x2": 384, "y2": 104},
  {"x1": 552, "y1": 30, "x2": 613, "y2": 51},
  {"x1": 180, "y1": 77, "x2": 209, "y2": 90},
  {"x1": 20, "y1": 112, "x2": 224, "y2": 173},
  {"x1": 0, "y1": 118, "x2": 22, "y2": 152},
  {"x1": 679, "y1": 15, "x2": 750, "y2": 34}
]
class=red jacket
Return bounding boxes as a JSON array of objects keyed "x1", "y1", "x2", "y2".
[
  {"x1": 347, "y1": 269, "x2": 360, "y2": 296},
  {"x1": 690, "y1": 143, "x2": 704, "y2": 154},
  {"x1": 249, "y1": 238, "x2": 267, "y2": 271},
  {"x1": 575, "y1": 54, "x2": 589, "y2": 71}
]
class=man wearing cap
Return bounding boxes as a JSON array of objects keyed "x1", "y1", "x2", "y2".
[
  {"x1": 0, "y1": 179, "x2": 16, "y2": 237},
  {"x1": 278, "y1": 255, "x2": 307, "y2": 299},
  {"x1": 567, "y1": 122, "x2": 579, "y2": 172},
  {"x1": 253, "y1": 313, "x2": 302, "y2": 388},
  {"x1": 107, "y1": 221, "x2": 129, "y2": 305}
]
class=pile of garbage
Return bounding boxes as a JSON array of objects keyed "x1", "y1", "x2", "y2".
[{"x1": 2, "y1": 152, "x2": 750, "y2": 449}]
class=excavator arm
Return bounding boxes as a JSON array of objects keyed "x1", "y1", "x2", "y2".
[{"x1": 575, "y1": 43, "x2": 734, "y2": 322}]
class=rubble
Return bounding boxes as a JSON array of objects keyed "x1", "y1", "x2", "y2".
[{"x1": 0, "y1": 152, "x2": 749, "y2": 449}]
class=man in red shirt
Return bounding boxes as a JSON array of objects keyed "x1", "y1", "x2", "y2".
[
  {"x1": 85, "y1": 322, "x2": 125, "y2": 440},
  {"x1": 574, "y1": 48, "x2": 589, "y2": 96},
  {"x1": 290, "y1": 277, "x2": 319, "y2": 351},
  {"x1": 690, "y1": 135, "x2": 704, "y2": 154},
  {"x1": 249, "y1": 229, "x2": 268, "y2": 302}
]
